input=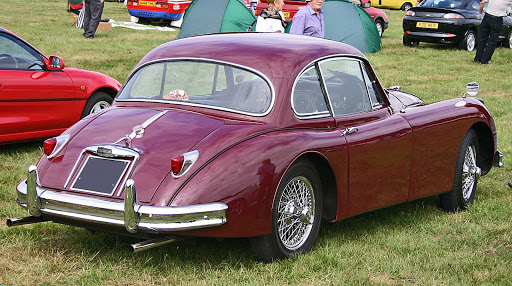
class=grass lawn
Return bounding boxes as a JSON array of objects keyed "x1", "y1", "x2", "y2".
[{"x1": 1, "y1": 0, "x2": 511, "y2": 285}]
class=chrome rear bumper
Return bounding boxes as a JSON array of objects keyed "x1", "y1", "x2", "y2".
[{"x1": 13, "y1": 165, "x2": 228, "y2": 234}]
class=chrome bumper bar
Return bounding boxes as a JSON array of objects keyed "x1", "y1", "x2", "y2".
[{"x1": 13, "y1": 165, "x2": 228, "y2": 234}]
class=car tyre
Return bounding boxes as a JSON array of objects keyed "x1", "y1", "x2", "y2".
[
  {"x1": 458, "y1": 30, "x2": 476, "y2": 52},
  {"x1": 401, "y1": 2, "x2": 413, "y2": 10},
  {"x1": 439, "y1": 129, "x2": 480, "y2": 212},
  {"x1": 504, "y1": 30, "x2": 512, "y2": 48},
  {"x1": 80, "y1": 91, "x2": 113, "y2": 119},
  {"x1": 403, "y1": 34, "x2": 419, "y2": 47},
  {"x1": 375, "y1": 19, "x2": 384, "y2": 37},
  {"x1": 250, "y1": 159, "x2": 322, "y2": 263}
]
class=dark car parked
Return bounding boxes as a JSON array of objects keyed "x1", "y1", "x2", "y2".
[{"x1": 403, "y1": 0, "x2": 512, "y2": 51}]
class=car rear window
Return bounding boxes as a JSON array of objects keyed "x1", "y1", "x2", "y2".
[
  {"x1": 420, "y1": 0, "x2": 467, "y2": 9},
  {"x1": 117, "y1": 59, "x2": 273, "y2": 116}
]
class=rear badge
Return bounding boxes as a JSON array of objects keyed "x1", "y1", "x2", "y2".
[
  {"x1": 133, "y1": 125, "x2": 145, "y2": 138},
  {"x1": 97, "y1": 147, "x2": 113, "y2": 157}
]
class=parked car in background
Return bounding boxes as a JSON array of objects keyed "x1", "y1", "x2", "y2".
[
  {"x1": 367, "y1": 0, "x2": 419, "y2": 10},
  {"x1": 126, "y1": 0, "x2": 192, "y2": 27},
  {"x1": 255, "y1": 0, "x2": 389, "y2": 36},
  {"x1": 8, "y1": 33, "x2": 502, "y2": 262},
  {"x1": 403, "y1": 0, "x2": 512, "y2": 51},
  {"x1": 0, "y1": 27, "x2": 121, "y2": 145}
]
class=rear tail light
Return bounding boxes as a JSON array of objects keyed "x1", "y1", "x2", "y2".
[
  {"x1": 156, "y1": 1, "x2": 168, "y2": 8},
  {"x1": 43, "y1": 138, "x2": 57, "y2": 156},
  {"x1": 443, "y1": 13, "x2": 463, "y2": 19},
  {"x1": 43, "y1": 134, "x2": 70, "y2": 158},
  {"x1": 171, "y1": 150, "x2": 199, "y2": 178},
  {"x1": 406, "y1": 10, "x2": 415, "y2": 16},
  {"x1": 128, "y1": 1, "x2": 137, "y2": 6}
]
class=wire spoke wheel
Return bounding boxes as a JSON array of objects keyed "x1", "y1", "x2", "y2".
[
  {"x1": 461, "y1": 145, "x2": 478, "y2": 202},
  {"x1": 277, "y1": 176, "x2": 315, "y2": 250}
]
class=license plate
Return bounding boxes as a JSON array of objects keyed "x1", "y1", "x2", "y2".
[
  {"x1": 139, "y1": 1, "x2": 155, "y2": 6},
  {"x1": 71, "y1": 156, "x2": 130, "y2": 195},
  {"x1": 416, "y1": 22, "x2": 438, "y2": 29},
  {"x1": 283, "y1": 12, "x2": 290, "y2": 19}
]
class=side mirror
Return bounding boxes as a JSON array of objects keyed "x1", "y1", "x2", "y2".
[
  {"x1": 361, "y1": 1, "x2": 371, "y2": 8},
  {"x1": 466, "y1": 81, "x2": 479, "y2": 97},
  {"x1": 46, "y1": 56, "x2": 65, "y2": 70}
]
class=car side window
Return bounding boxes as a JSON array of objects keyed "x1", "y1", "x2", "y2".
[
  {"x1": 471, "y1": 0, "x2": 480, "y2": 10},
  {"x1": 292, "y1": 66, "x2": 329, "y2": 117},
  {"x1": 361, "y1": 64, "x2": 384, "y2": 108},
  {"x1": 318, "y1": 58, "x2": 372, "y2": 117},
  {"x1": 0, "y1": 33, "x2": 43, "y2": 70}
]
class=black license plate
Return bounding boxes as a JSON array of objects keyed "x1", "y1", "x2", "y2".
[{"x1": 71, "y1": 156, "x2": 130, "y2": 195}]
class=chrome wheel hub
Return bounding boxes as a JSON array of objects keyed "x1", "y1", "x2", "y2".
[
  {"x1": 277, "y1": 176, "x2": 315, "y2": 250},
  {"x1": 462, "y1": 145, "x2": 480, "y2": 201},
  {"x1": 90, "y1": 101, "x2": 111, "y2": 114},
  {"x1": 467, "y1": 33, "x2": 476, "y2": 51}
]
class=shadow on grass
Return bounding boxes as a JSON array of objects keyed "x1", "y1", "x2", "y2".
[
  {"x1": 3, "y1": 195, "x2": 446, "y2": 269},
  {"x1": 0, "y1": 141, "x2": 42, "y2": 155}
]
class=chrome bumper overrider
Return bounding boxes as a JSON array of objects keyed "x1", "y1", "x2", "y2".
[
  {"x1": 14, "y1": 165, "x2": 228, "y2": 234},
  {"x1": 493, "y1": 151, "x2": 504, "y2": 167}
]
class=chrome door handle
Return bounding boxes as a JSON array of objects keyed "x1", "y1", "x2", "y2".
[{"x1": 342, "y1": 127, "x2": 358, "y2": 136}]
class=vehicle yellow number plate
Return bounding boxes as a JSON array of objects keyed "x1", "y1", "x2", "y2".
[
  {"x1": 283, "y1": 12, "x2": 290, "y2": 18},
  {"x1": 416, "y1": 22, "x2": 438, "y2": 29},
  {"x1": 139, "y1": 1, "x2": 155, "y2": 6}
]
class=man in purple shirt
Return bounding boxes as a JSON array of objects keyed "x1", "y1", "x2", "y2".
[{"x1": 289, "y1": 0, "x2": 325, "y2": 38}]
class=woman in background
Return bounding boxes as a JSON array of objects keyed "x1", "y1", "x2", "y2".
[{"x1": 256, "y1": 0, "x2": 287, "y2": 33}]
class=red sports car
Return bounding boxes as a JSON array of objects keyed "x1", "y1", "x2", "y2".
[
  {"x1": 255, "y1": 0, "x2": 389, "y2": 36},
  {"x1": 8, "y1": 33, "x2": 503, "y2": 262},
  {"x1": 0, "y1": 27, "x2": 121, "y2": 145}
]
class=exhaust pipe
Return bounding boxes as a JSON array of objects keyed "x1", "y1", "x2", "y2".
[
  {"x1": 6, "y1": 216, "x2": 47, "y2": 227},
  {"x1": 129, "y1": 236, "x2": 180, "y2": 253}
]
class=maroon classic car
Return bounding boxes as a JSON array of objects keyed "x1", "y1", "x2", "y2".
[
  {"x1": 0, "y1": 27, "x2": 121, "y2": 145},
  {"x1": 8, "y1": 33, "x2": 502, "y2": 262}
]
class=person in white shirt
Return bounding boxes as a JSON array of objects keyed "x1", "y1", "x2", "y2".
[
  {"x1": 474, "y1": 0, "x2": 512, "y2": 64},
  {"x1": 256, "y1": 0, "x2": 287, "y2": 33}
]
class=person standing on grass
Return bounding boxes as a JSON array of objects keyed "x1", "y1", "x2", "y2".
[
  {"x1": 474, "y1": 0, "x2": 512, "y2": 64},
  {"x1": 83, "y1": 0, "x2": 104, "y2": 39},
  {"x1": 289, "y1": 0, "x2": 325, "y2": 38}
]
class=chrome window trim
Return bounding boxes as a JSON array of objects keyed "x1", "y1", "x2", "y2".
[
  {"x1": 115, "y1": 57, "x2": 276, "y2": 117},
  {"x1": 292, "y1": 54, "x2": 388, "y2": 120},
  {"x1": 317, "y1": 57, "x2": 373, "y2": 117}
]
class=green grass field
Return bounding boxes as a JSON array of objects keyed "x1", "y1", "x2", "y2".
[{"x1": 1, "y1": 0, "x2": 511, "y2": 284}]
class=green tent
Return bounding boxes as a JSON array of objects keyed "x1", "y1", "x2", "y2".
[
  {"x1": 177, "y1": 0, "x2": 255, "y2": 39},
  {"x1": 323, "y1": 0, "x2": 381, "y2": 53}
]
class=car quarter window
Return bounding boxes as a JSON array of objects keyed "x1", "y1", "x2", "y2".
[
  {"x1": 117, "y1": 60, "x2": 273, "y2": 115},
  {"x1": 318, "y1": 58, "x2": 372, "y2": 117},
  {"x1": 292, "y1": 66, "x2": 329, "y2": 117},
  {"x1": 0, "y1": 33, "x2": 43, "y2": 70}
]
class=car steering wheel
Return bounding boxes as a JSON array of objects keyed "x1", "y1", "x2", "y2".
[{"x1": 0, "y1": 54, "x2": 18, "y2": 69}]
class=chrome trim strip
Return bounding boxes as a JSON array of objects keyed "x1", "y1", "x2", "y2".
[
  {"x1": 115, "y1": 58, "x2": 276, "y2": 117},
  {"x1": 16, "y1": 169, "x2": 228, "y2": 233}
]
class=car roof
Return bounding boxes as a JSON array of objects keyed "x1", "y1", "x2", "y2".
[{"x1": 135, "y1": 33, "x2": 366, "y2": 81}]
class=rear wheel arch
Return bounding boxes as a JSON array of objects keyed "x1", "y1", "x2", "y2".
[{"x1": 295, "y1": 152, "x2": 338, "y2": 221}]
